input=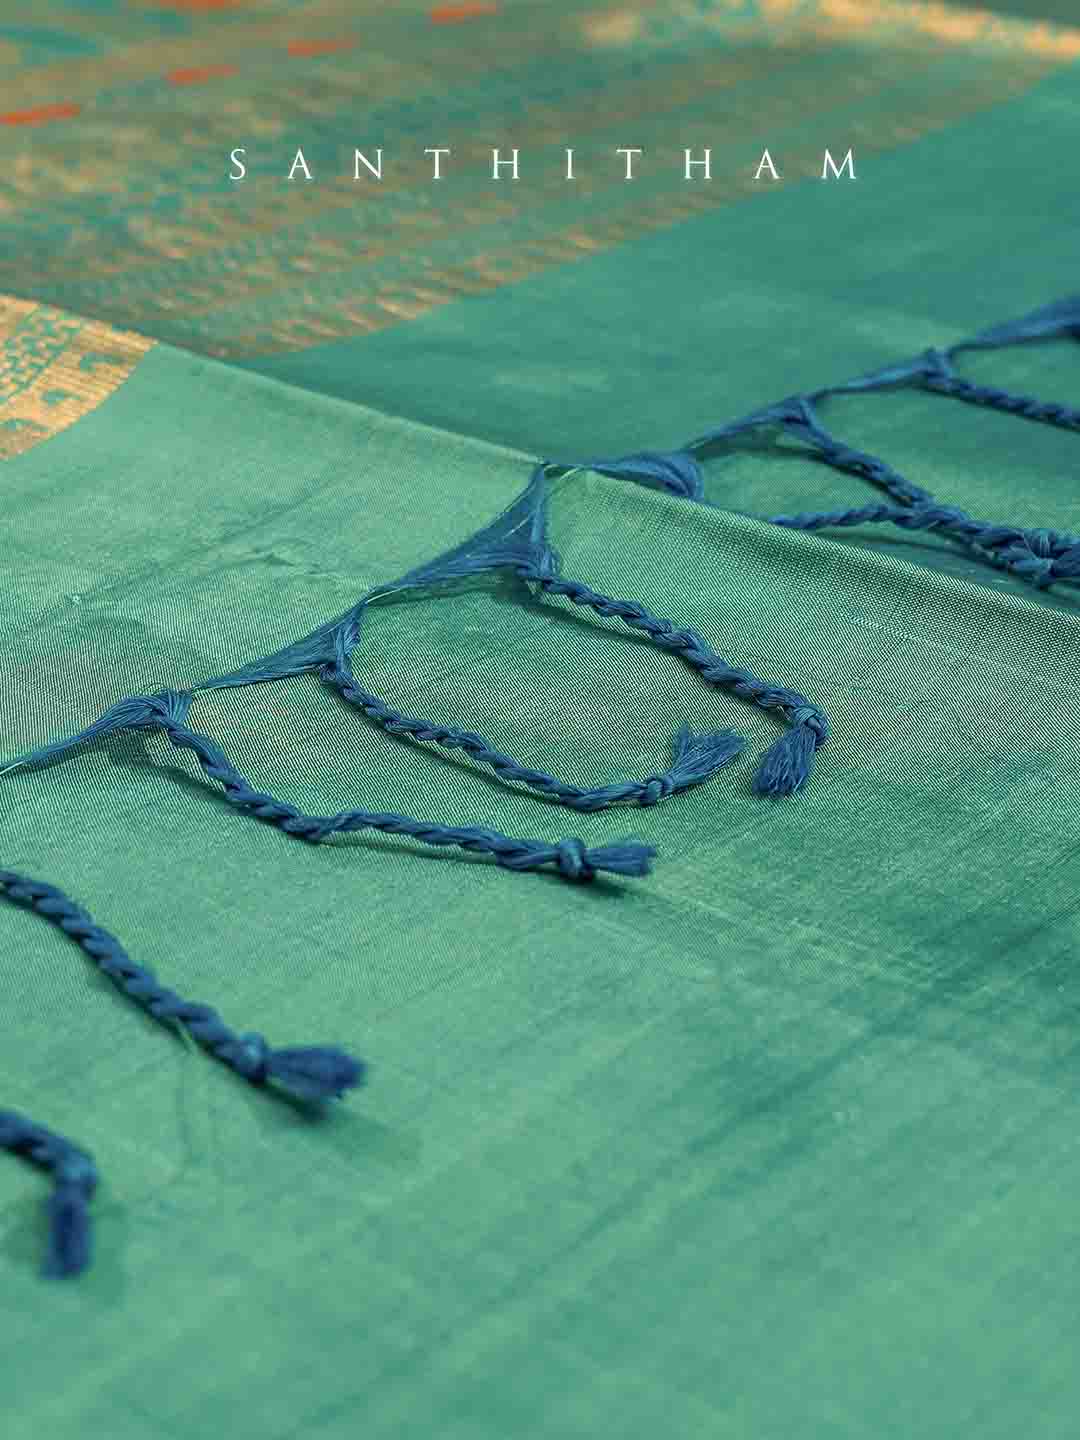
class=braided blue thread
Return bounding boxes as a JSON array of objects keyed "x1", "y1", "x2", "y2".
[
  {"x1": 156, "y1": 707, "x2": 656, "y2": 879},
  {"x1": 815, "y1": 296, "x2": 1080, "y2": 429},
  {"x1": 2, "y1": 694, "x2": 655, "y2": 882},
  {"x1": 555, "y1": 299, "x2": 1080, "y2": 592},
  {"x1": 917, "y1": 349, "x2": 1080, "y2": 429},
  {"x1": 324, "y1": 659, "x2": 745, "y2": 812},
  {"x1": 0, "y1": 1109, "x2": 97, "y2": 1278},
  {"x1": 0, "y1": 866, "x2": 364, "y2": 1103},
  {"x1": 770, "y1": 502, "x2": 1080, "y2": 588},
  {"x1": 748, "y1": 397, "x2": 1080, "y2": 589},
  {"x1": 513, "y1": 560, "x2": 830, "y2": 797},
  {"x1": 923, "y1": 375, "x2": 1080, "y2": 429},
  {"x1": 1, "y1": 355, "x2": 834, "y2": 958},
  {"x1": 941, "y1": 294, "x2": 1080, "y2": 424},
  {"x1": 319, "y1": 603, "x2": 746, "y2": 812},
  {"x1": 288, "y1": 458, "x2": 828, "y2": 804}
]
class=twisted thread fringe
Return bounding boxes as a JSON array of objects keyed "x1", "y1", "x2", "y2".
[
  {"x1": 0, "y1": 868, "x2": 364, "y2": 1102},
  {"x1": 0, "y1": 1109, "x2": 97, "y2": 1278},
  {"x1": 325, "y1": 654, "x2": 747, "y2": 812},
  {"x1": 0, "y1": 865, "x2": 367, "y2": 1276},
  {"x1": 516, "y1": 563, "x2": 829, "y2": 796},
  {"x1": 537, "y1": 297, "x2": 1080, "y2": 591},
  {"x1": 6, "y1": 297, "x2": 1071, "y2": 1281},
  {"x1": 3, "y1": 696, "x2": 655, "y2": 882}
]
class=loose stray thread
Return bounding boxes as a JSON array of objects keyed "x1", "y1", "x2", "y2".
[
  {"x1": 0, "y1": 868, "x2": 364, "y2": 1278},
  {"x1": 5, "y1": 297, "x2": 1069, "y2": 1279}
]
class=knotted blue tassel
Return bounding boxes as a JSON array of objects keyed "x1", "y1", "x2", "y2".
[
  {"x1": 646, "y1": 723, "x2": 745, "y2": 804},
  {"x1": 45, "y1": 1152, "x2": 97, "y2": 1277},
  {"x1": 752, "y1": 708, "x2": 826, "y2": 797},
  {"x1": 0, "y1": 1109, "x2": 98, "y2": 1278},
  {"x1": 0, "y1": 869, "x2": 366, "y2": 1103},
  {"x1": 528, "y1": 837, "x2": 656, "y2": 880},
  {"x1": 230, "y1": 1036, "x2": 364, "y2": 1101}
]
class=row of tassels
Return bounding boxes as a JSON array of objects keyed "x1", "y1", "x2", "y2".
[
  {"x1": 0, "y1": 869, "x2": 363, "y2": 1276},
  {"x1": 4, "y1": 296, "x2": 1074, "y2": 1277},
  {"x1": 2, "y1": 468, "x2": 830, "y2": 1272},
  {"x1": 555, "y1": 295, "x2": 1080, "y2": 589}
]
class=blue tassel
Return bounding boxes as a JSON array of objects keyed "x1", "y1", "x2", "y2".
[
  {"x1": 644, "y1": 723, "x2": 745, "y2": 804},
  {"x1": 0, "y1": 1110, "x2": 98, "y2": 1279},
  {"x1": 538, "y1": 837, "x2": 656, "y2": 880},
  {"x1": 0, "y1": 869, "x2": 366, "y2": 1103},
  {"x1": 582, "y1": 840, "x2": 656, "y2": 877},
  {"x1": 44, "y1": 1156, "x2": 97, "y2": 1278},
  {"x1": 485, "y1": 834, "x2": 656, "y2": 879},
  {"x1": 752, "y1": 719, "x2": 821, "y2": 797},
  {"x1": 248, "y1": 1040, "x2": 366, "y2": 1102}
]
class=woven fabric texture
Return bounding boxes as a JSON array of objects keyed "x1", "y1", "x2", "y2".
[{"x1": 1, "y1": 4, "x2": 1080, "y2": 1439}]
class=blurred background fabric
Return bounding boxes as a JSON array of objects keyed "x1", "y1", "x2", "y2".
[{"x1": 2, "y1": 4, "x2": 1080, "y2": 1439}]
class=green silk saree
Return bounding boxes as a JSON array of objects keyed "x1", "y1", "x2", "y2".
[{"x1": 2, "y1": 4, "x2": 1080, "y2": 1437}]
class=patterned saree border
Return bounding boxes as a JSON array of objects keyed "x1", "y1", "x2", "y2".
[{"x1": 0, "y1": 298, "x2": 154, "y2": 460}]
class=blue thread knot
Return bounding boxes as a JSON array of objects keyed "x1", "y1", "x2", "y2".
[
  {"x1": 641, "y1": 774, "x2": 675, "y2": 805},
  {"x1": 792, "y1": 705, "x2": 830, "y2": 742},
  {"x1": 555, "y1": 838, "x2": 591, "y2": 880}
]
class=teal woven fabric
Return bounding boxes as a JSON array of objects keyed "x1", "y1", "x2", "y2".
[{"x1": 2, "y1": 4, "x2": 1080, "y2": 1438}]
